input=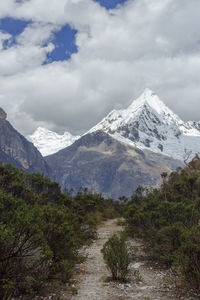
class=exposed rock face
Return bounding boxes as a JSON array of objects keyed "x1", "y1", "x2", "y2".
[
  {"x1": 0, "y1": 108, "x2": 7, "y2": 120},
  {"x1": 188, "y1": 121, "x2": 200, "y2": 132},
  {"x1": 0, "y1": 116, "x2": 50, "y2": 176},
  {"x1": 45, "y1": 131, "x2": 182, "y2": 199}
]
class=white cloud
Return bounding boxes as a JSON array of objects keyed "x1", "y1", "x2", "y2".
[
  {"x1": 0, "y1": 0, "x2": 200, "y2": 135},
  {"x1": 17, "y1": 22, "x2": 58, "y2": 46},
  {"x1": 0, "y1": 42, "x2": 55, "y2": 76},
  {"x1": 0, "y1": 1, "x2": 17, "y2": 18}
]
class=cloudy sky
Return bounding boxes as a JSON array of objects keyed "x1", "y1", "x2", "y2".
[{"x1": 0, "y1": 0, "x2": 200, "y2": 135}]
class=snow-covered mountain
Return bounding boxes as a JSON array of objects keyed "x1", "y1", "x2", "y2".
[
  {"x1": 29, "y1": 89, "x2": 200, "y2": 161},
  {"x1": 89, "y1": 88, "x2": 200, "y2": 161},
  {"x1": 28, "y1": 127, "x2": 80, "y2": 156}
]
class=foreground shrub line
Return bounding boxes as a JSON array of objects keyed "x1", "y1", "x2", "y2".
[
  {"x1": 0, "y1": 163, "x2": 119, "y2": 298},
  {"x1": 125, "y1": 156, "x2": 200, "y2": 291}
]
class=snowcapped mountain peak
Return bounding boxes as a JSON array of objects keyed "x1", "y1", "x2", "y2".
[
  {"x1": 89, "y1": 89, "x2": 200, "y2": 161},
  {"x1": 143, "y1": 87, "x2": 154, "y2": 95},
  {"x1": 90, "y1": 88, "x2": 179, "y2": 134},
  {"x1": 128, "y1": 88, "x2": 177, "y2": 121},
  {"x1": 28, "y1": 90, "x2": 200, "y2": 162},
  {"x1": 28, "y1": 127, "x2": 80, "y2": 156},
  {"x1": 129, "y1": 88, "x2": 159, "y2": 108},
  {"x1": 129, "y1": 88, "x2": 157, "y2": 107}
]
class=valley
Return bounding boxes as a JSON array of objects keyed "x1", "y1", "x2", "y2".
[
  {"x1": 1, "y1": 1, "x2": 200, "y2": 299},
  {"x1": 0, "y1": 90, "x2": 200, "y2": 299}
]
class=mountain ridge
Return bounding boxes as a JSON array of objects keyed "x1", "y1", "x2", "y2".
[
  {"x1": 29, "y1": 89, "x2": 200, "y2": 161},
  {"x1": 0, "y1": 105, "x2": 183, "y2": 199}
]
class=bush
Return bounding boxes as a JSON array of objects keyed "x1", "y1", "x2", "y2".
[
  {"x1": 101, "y1": 234, "x2": 130, "y2": 281},
  {"x1": 125, "y1": 157, "x2": 200, "y2": 289},
  {"x1": 0, "y1": 163, "x2": 118, "y2": 298}
]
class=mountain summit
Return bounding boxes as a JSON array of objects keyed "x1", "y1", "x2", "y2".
[
  {"x1": 89, "y1": 89, "x2": 200, "y2": 161},
  {"x1": 28, "y1": 127, "x2": 80, "y2": 156},
  {"x1": 129, "y1": 88, "x2": 170, "y2": 114},
  {"x1": 90, "y1": 88, "x2": 183, "y2": 134}
]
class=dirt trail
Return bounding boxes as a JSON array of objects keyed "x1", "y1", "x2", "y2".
[
  {"x1": 70, "y1": 219, "x2": 123, "y2": 300},
  {"x1": 69, "y1": 219, "x2": 199, "y2": 300}
]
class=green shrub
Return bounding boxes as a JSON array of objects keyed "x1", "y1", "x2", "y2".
[
  {"x1": 101, "y1": 234, "x2": 130, "y2": 281},
  {"x1": 0, "y1": 162, "x2": 118, "y2": 298},
  {"x1": 125, "y1": 157, "x2": 200, "y2": 289}
]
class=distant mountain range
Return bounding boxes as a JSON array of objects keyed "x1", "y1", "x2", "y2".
[
  {"x1": 29, "y1": 89, "x2": 200, "y2": 162},
  {"x1": 2, "y1": 88, "x2": 199, "y2": 198}
]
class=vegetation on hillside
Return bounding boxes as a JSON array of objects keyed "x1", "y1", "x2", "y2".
[
  {"x1": 0, "y1": 163, "x2": 117, "y2": 299},
  {"x1": 125, "y1": 156, "x2": 200, "y2": 290}
]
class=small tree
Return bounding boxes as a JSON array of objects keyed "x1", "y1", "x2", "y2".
[{"x1": 101, "y1": 234, "x2": 130, "y2": 281}]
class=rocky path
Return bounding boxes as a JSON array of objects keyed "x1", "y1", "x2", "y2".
[
  {"x1": 70, "y1": 219, "x2": 123, "y2": 300},
  {"x1": 69, "y1": 219, "x2": 199, "y2": 300}
]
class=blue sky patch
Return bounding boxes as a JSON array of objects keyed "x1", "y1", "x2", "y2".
[
  {"x1": 0, "y1": 17, "x2": 30, "y2": 37},
  {"x1": 94, "y1": 0, "x2": 127, "y2": 9},
  {"x1": 46, "y1": 25, "x2": 78, "y2": 63},
  {"x1": 0, "y1": 17, "x2": 30, "y2": 48}
]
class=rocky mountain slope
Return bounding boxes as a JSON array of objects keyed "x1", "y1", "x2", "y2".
[
  {"x1": 45, "y1": 130, "x2": 182, "y2": 199},
  {"x1": 0, "y1": 106, "x2": 184, "y2": 198},
  {"x1": 28, "y1": 127, "x2": 80, "y2": 156},
  {"x1": 0, "y1": 108, "x2": 50, "y2": 175}
]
